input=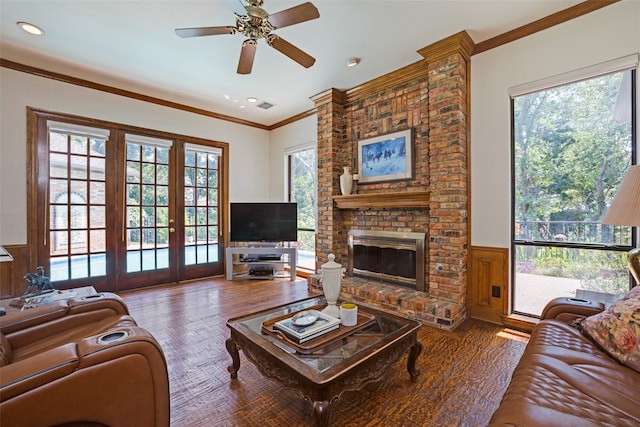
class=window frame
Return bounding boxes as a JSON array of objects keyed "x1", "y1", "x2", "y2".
[
  {"x1": 510, "y1": 61, "x2": 638, "y2": 318},
  {"x1": 285, "y1": 143, "x2": 317, "y2": 273},
  {"x1": 27, "y1": 108, "x2": 228, "y2": 291}
]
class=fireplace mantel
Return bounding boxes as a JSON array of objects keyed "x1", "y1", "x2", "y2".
[{"x1": 333, "y1": 190, "x2": 430, "y2": 209}]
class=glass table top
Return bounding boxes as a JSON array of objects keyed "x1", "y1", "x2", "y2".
[{"x1": 229, "y1": 297, "x2": 418, "y2": 374}]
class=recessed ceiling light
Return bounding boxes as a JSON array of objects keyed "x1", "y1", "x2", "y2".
[
  {"x1": 247, "y1": 97, "x2": 258, "y2": 103},
  {"x1": 224, "y1": 95, "x2": 231, "y2": 100},
  {"x1": 346, "y1": 57, "x2": 361, "y2": 68},
  {"x1": 17, "y1": 22, "x2": 44, "y2": 36},
  {"x1": 239, "y1": 105, "x2": 246, "y2": 109}
]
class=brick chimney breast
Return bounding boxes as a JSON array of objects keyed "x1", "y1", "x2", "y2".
[{"x1": 310, "y1": 32, "x2": 472, "y2": 330}]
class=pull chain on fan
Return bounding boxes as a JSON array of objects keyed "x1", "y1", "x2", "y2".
[{"x1": 175, "y1": 0, "x2": 319, "y2": 75}]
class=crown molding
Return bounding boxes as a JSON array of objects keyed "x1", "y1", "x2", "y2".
[
  {"x1": 270, "y1": 108, "x2": 317, "y2": 129},
  {"x1": 0, "y1": 58, "x2": 271, "y2": 131},
  {"x1": 418, "y1": 31, "x2": 475, "y2": 62},
  {"x1": 345, "y1": 60, "x2": 430, "y2": 104},
  {"x1": 310, "y1": 88, "x2": 350, "y2": 108},
  {"x1": 473, "y1": 0, "x2": 621, "y2": 55}
]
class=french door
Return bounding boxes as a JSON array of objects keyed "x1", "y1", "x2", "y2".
[
  {"x1": 29, "y1": 110, "x2": 226, "y2": 292},
  {"x1": 118, "y1": 132, "x2": 177, "y2": 289}
]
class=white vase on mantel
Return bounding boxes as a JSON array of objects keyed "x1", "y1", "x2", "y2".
[{"x1": 340, "y1": 167, "x2": 353, "y2": 195}]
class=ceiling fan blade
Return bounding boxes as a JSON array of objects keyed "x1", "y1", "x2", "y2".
[
  {"x1": 175, "y1": 26, "x2": 235, "y2": 38},
  {"x1": 268, "y1": 2, "x2": 319, "y2": 29},
  {"x1": 268, "y1": 36, "x2": 315, "y2": 68},
  {"x1": 237, "y1": 39, "x2": 257, "y2": 74}
]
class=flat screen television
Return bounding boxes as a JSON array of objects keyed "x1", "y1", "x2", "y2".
[{"x1": 230, "y1": 202, "x2": 298, "y2": 242}]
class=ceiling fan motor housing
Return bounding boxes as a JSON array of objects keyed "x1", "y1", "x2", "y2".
[{"x1": 235, "y1": 14, "x2": 273, "y2": 40}]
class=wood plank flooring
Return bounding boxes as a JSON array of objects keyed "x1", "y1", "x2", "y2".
[{"x1": 120, "y1": 277, "x2": 528, "y2": 427}]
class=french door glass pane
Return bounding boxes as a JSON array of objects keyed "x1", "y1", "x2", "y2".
[
  {"x1": 513, "y1": 69, "x2": 634, "y2": 316},
  {"x1": 126, "y1": 142, "x2": 171, "y2": 273},
  {"x1": 48, "y1": 130, "x2": 107, "y2": 281},
  {"x1": 184, "y1": 148, "x2": 219, "y2": 265}
]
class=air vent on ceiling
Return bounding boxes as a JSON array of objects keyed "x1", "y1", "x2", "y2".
[{"x1": 257, "y1": 102, "x2": 275, "y2": 110}]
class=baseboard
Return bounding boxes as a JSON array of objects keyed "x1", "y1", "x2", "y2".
[{"x1": 502, "y1": 313, "x2": 539, "y2": 333}]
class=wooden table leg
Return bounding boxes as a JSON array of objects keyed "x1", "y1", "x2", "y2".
[
  {"x1": 226, "y1": 338, "x2": 241, "y2": 379},
  {"x1": 312, "y1": 400, "x2": 331, "y2": 427},
  {"x1": 407, "y1": 339, "x2": 423, "y2": 381}
]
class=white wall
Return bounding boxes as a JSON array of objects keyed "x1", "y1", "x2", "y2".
[
  {"x1": 268, "y1": 115, "x2": 317, "y2": 201},
  {"x1": 0, "y1": 67, "x2": 271, "y2": 245},
  {"x1": 471, "y1": 0, "x2": 640, "y2": 248},
  {"x1": 3, "y1": 1, "x2": 637, "y2": 249}
]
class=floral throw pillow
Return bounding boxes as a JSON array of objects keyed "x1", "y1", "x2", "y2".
[{"x1": 580, "y1": 286, "x2": 640, "y2": 373}]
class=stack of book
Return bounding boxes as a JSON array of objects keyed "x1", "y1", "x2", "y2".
[{"x1": 274, "y1": 311, "x2": 340, "y2": 343}]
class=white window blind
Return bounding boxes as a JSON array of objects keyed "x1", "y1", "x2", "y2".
[
  {"x1": 47, "y1": 120, "x2": 110, "y2": 139},
  {"x1": 184, "y1": 143, "x2": 222, "y2": 156},
  {"x1": 125, "y1": 134, "x2": 173, "y2": 148},
  {"x1": 509, "y1": 53, "x2": 639, "y2": 98},
  {"x1": 284, "y1": 142, "x2": 315, "y2": 156}
]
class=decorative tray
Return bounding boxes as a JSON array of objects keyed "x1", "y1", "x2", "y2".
[{"x1": 261, "y1": 303, "x2": 376, "y2": 354}]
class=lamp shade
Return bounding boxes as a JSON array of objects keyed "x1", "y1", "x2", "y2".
[{"x1": 602, "y1": 165, "x2": 640, "y2": 226}]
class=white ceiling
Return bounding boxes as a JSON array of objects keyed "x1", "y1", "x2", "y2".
[{"x1": 1, "y1": 0, "x2": 584, "y2": 127}]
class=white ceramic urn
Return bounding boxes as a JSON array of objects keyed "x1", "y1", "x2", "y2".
[
  {"x1": 340, "y1": 167, "x2": 353, "y2": 195},
  {"x1": 320, "y1": 253, "x2": 344, "y2": 318}
]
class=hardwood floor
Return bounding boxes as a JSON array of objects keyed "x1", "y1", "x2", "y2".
[{"x1": 120, "y1": 277, "x2": 528, "y2": 427}]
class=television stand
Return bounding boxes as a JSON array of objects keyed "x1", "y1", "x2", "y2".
[{"x1": 226, "y1": 246, "x2": 297, "y2": 281}]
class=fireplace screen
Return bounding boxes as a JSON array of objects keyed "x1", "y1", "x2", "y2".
[{"x1": 348, "y1": 230, "x2": 426, "y2": 291}]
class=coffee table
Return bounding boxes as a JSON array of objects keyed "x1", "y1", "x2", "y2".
[{"x1": 225, "y1": 297, "x2": 423, "y2": 426}]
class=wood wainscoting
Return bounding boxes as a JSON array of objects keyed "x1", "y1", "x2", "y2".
[
  {"x1": 469, "y1": 246, "x2": 509, "y2": 325},
  {"x1": 0, "y1": 244, "x2": 29, "y2": 298}
]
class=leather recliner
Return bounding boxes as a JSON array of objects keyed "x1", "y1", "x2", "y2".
[{"x1": 0, "y1": 292, "x2": 169, "y2": 427}]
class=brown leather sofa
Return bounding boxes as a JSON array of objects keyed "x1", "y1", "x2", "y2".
[
  {"x1": 0, "y1": 292, "x2": 169, "y2": 426},
  {"x1": 490, "y1": 296, "x2": 640, "y2": 426}
]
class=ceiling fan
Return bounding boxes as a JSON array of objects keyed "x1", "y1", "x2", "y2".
[{"x1": 175, "y1": 0, "x2": 319, "y2": 74}]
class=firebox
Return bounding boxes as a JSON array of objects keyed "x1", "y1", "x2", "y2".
[{"x1": 347, "y1": 230, "x2": 426, "y2": 292}]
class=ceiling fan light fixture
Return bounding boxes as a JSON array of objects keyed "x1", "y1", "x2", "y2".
[
  {"x1": 17, "y1": 21, "x2": 44, "y2": 36},
  {"x1": 346, "y1": 57, "x2": 361, "y2": 68}
]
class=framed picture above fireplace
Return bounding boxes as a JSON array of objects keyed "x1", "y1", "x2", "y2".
[{"x1": 357, "y1": 129, "x2": 413, "y2": 183}]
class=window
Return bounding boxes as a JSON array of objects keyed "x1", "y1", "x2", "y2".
[
  {"x1": 511, "y1": 60, "x2": 636, "y2": 317},
  {"x1": 287, "y1": 146, "x2": 317, "y2": 271}
]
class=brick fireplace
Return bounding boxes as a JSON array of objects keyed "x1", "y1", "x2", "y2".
[{"x1": 308, "y1": 32, "x2": 473, "y2": 330}]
